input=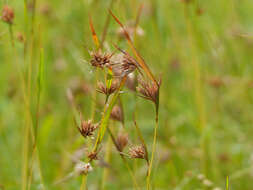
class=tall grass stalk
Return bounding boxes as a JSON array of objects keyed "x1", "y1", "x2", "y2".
[
  {"x1": 22, "y1": 1, "x2": 45, "y2": 188},
  {"x1": 7, "y1": 15, "x2": 32, "y2": 190},
  {"x1": 101, "y1": 136, "x2": 112, "y2": 190},
  {"x1": 183, "y1": 5, "x2": 209, "y2": 176},
  {"x1": 21, "y1": 1, "x2": 29, "y2": 189},
  {"x1": 226, "y1": 176, "x2": 229, "y2": 190},
  {"x1": 27, "y1": 48, "x2": 45, "y2": 190},
  {"x1": 6, "y1": 3, "x2": 32, "y2": 189}
]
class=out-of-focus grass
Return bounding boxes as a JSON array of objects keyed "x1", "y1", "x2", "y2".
[{"x1": 1, "y1": 0, "x2": 253, "y2": 189}]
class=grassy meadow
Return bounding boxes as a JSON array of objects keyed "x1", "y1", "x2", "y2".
[{"x1": 1, "y1": 0, "x2": 253, "y2": 189}]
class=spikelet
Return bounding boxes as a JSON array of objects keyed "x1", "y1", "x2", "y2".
[
  {"x1": 77, "y1": 119, "x2": 99, "y2": 138},
  {"x1": 129, "y1": 145, "x2": 146, "y2": 159}
]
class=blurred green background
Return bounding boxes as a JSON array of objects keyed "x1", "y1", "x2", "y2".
[{"x1": 1, "y1": 0, "x2": 253, "y2": 189}]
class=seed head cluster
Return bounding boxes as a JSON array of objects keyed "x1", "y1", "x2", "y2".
[
  {"x1": 78, "y1": 119, "x2": 99, "y2": 138},
  {"x1": 120, "y1": 54, "x2": 138, "y2": 77},
  {"x1": 89, "y1": 48, "x2": 138, "y2": 78},
  {"x1": 1, "y1": 5, "x2": 14, "y2": 24},
  {"x1": 90, "y1": 51, "x2": 113, "y2": 68},
  {"x1": 110, "y1": 52, "x2": 138, "y2": 78},
  {"x1": 129, "y1": 145, "x2": 146, "y2": 159},
  {"x1": 72, "y1": 12, "x2": 161, "y2": 182},
  {"x1": 137, "y1": 78, "x2": 161, "y2": 104}
]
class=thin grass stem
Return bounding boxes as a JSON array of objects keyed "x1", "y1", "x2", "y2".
[
  {"x1": 183, "y1": 5, "x2": 209, "y2": 177},
  {"x1": 80, "y1": 175, "x2": 87, "y2": 190},
  {"x1": 146, "y1": 110, "x2": 159, "y2": 190},
  {"x1": 101, "y1": 136, "x2": 112, "y2": 190}
]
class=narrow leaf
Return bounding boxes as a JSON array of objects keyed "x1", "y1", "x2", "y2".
[{"x1": 89, "y1": 15, "x2": 100, "y2": 49}]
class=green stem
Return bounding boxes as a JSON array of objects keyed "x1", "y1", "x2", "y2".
[
  {"x1": 27, "y1": 48, "x2": 45, "y2": 190},
  {"x1": 80, "y1": 175, "x2": 87, "y2": 190},
  {"x1": 22, "y1": 115, "x2": 29, "y2": 190},
  {"x1": 146, "y1": 109, "x2": 159, "y2": 190},
  {"x1": 101, "y1": 136, "x2": 112, "y2": 190},
  {"x1": 91, "y1": 68, "x2": 99, "y2": 120},
  {"x1": 183, "y1": 4, "x2": 208, "y2": 176},
  {"x1": 8, "y1": 24, "x2": 14, "y2": 47},
  {"x1": 22, "y1": 1, "x2": 29, "y2": 189}
]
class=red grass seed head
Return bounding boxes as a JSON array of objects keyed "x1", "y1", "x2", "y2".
[{"x1": 1, "y1": 5, "x2": 14, "y2": 24}]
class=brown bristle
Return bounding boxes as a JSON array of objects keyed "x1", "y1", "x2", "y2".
[
  {"x1": 78, "y1": 119, "x2": 99, "y2": 138},
  {"x1": 90, "y1": 51, "x2": 113, "y2": 69}
]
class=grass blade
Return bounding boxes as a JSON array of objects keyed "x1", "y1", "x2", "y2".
[{"x1": 89, "y1": 15, "x2": 100, "y2": 49}]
